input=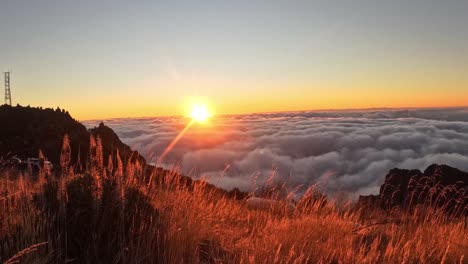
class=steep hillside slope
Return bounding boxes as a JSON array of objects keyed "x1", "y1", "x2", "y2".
[{"x1": 0, "y1": 105, "x2": 142, "y2": 167}]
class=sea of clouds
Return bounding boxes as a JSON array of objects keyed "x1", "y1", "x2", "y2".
[{"x1": 83, "y1": 108, "x2": 468, "y2": 196}]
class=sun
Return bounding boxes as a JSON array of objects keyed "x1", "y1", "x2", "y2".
[{"x1": 190, "y1": 104, "x2": 211, "y2": 123}]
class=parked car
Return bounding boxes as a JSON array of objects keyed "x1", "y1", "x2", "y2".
[
  {"x1": 0, "y1": 156, "x2": 23, "y2": 170},
  {"x1": 10, "y1": 156, "x2": 22, "y2": 165},
  {"x1": 27, "y1": 158, "x2": 54, "y2": 172}
]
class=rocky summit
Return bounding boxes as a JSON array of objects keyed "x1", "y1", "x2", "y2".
[{"x1": 359, "y1": 164, "x2": 468, "y2": 215}]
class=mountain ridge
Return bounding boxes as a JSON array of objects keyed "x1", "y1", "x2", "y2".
[{"x1": 0, "y1": 104, "x2": 248, "y2": 199}]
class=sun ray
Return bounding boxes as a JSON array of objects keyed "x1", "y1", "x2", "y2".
[
  {"x1": 148, "y1": 103, "x2": 214, "y2": 190},
  {"x1": 156, "y1": 120, "x2": 195, "y2": 165}
]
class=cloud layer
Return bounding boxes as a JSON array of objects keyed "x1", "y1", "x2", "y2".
[{"x1": 84, "y1": 108, "x2": 468, "y2": 195}]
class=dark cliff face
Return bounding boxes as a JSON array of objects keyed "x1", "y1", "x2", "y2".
[
  {"x1": 0, "y1": 105, "x2": 143, "y2": 168},
  {"x1": 379, "y1": 168, "x2": 424, "y2": 209},
  {"x1": 89, "y1": 122, "x2": 146, "y2": 166},
  {"x1": 359, "y1": 164, "x2": 468, "y2": 215},
  {"x1": 423, "y1": 164, "x2": 468, "y2": 186}
]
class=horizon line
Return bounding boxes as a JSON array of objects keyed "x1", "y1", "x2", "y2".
[{"x1": 78, "y1": 105, "x2": 468, "y2": 122}]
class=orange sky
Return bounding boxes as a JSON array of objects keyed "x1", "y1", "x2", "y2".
[{"x1": 2, "y1": 1, "x2": 468, "y2": 120}]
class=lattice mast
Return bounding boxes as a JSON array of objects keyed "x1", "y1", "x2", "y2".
[{"x1": 4, "y1": 71, "x2": 11, "y2": 105}]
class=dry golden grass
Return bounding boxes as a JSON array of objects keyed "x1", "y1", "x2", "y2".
[
  {"x1": 149, "y1": 171, "x2": 467, "y2": 264},
  {"x1": 1, "y1": 137, "x2": 467, "y2": 263}
]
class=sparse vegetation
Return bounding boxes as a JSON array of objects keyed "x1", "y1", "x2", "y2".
[{"x1": 1, "y1": 135, "x2": 467, "y2": 263}]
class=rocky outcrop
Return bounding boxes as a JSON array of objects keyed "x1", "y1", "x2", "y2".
[
  {"x1": 378, "y1": 168, "x2": 424, "y2": 209},
  {"x1": 90, "y1": 122, "x2": 146, "y2": 166},
  {"x1": 359, "y1": 164, "x2": 468, "y2": 215}
]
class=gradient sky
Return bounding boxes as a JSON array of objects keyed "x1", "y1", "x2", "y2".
[{"x1": 1, "y1": 0, "x2": 467, "y2": 120}]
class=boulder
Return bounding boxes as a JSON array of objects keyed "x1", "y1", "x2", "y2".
[{"x1": 358, "y1": 164, "x2": 468, "y2": 216}]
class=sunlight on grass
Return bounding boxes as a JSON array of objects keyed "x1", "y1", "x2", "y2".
[{"x1": 0, "y1": 136, "x2": 467, "y2": 263}]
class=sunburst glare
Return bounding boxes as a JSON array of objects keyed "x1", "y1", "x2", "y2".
[{"x1": 190, "y1": 104, "x2": 211, "y2": 123}]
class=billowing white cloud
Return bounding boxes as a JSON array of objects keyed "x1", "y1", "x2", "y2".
[{"x1": 83, "y1": 108, "x2": 468, "y2": 195}]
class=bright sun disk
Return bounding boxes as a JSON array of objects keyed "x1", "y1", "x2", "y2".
[{"x1": 190, "y1": 104, "x2": 211, "y2": 123}]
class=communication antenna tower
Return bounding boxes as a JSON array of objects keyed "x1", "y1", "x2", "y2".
[{"x1": 4, "y1": 71, "x2": 11, "y2": 105}]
